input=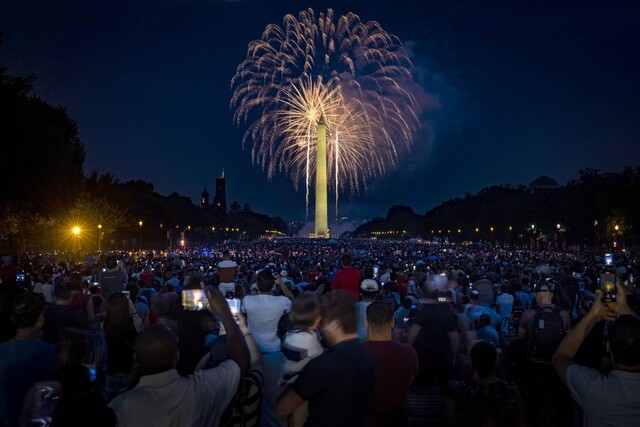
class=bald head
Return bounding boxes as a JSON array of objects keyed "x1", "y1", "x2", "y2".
[{"x1": 135, "y1": 325, "x2": 179, "y2": 375}]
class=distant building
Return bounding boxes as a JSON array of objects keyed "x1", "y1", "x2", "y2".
[
  {"x1": 213, "y1": 170, "x2": 227, "y2": 217},
  {"x1": 201, "y1": 186, "x2": 209, "y2": 208}
]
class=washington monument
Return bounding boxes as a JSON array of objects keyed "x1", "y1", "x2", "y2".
[{"x1": 314, "y1": 115, "x2": 328, "y2": 237}]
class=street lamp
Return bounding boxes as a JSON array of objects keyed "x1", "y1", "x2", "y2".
[
  {"x1": 614, "y1": 224, "x2": 619, "y2": 231},
  {"x1": 98, "y1": 224, "x2": 102, "y2": 251},
  {"x1": 72, "y1": 226, "x2": 81, "y2": 253},
  {"x1": 138, "y1": 221, "x2": 143, "y2": 251}
]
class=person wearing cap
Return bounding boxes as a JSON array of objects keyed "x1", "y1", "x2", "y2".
[
  {"x1": 279, "y1": 270, "x2": 295, "y2": 292},
  {"x1": 518, "y1": 280, "x2": 572, "y2": 425},
  {"x1": 356, "y1": 279, "x2": 379, "y2": 342}
]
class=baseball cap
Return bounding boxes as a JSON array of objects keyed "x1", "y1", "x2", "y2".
[
  {"x1": 360, "y1": 278, "x2": 379, "y2": 293},
  {"x1": 534, "y1": 280, "x2": 552, "y2": 293}
]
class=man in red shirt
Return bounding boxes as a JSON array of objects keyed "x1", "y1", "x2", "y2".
[
  {"x1": 363, "y1": 301, "x2": 418, "y2": 427},
  {"x1": 330, "y1": 254, "x2": 362, "y2": 300}
]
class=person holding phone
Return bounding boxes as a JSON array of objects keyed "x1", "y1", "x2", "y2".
[
  {"x1": 553, "y1": 284, "x2": 640, "y2": 426},
  {"x1": 109, "y1": 287, "x2": 249, "y2": 427}
]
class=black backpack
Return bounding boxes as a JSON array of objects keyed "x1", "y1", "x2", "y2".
[{"x1": 527, "y1": 305, "x2": 565, "y2": 363}]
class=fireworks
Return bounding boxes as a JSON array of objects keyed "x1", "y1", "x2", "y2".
[{"x1": 231, "y1": 8, "x2": 422, "y2": 215}]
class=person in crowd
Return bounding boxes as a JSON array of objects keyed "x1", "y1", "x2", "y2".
[
  {"x1": 243, "y1": 270, "x2": 293, "y2": 426},
  {"x1": 409, "y1": 291, "x2": 459, "y2": 389},
  {"x1": 138, "y1": 266, "x2": 155, "y2": 288},
  {"x1": 98, "y1": 256, "x2": 128, "y2": 301},
  {"x1": 104, "y1": 292, "x2": 143, "y2": 400},
  {"x1": 172, "y1": 279, "x2": 217, "y2": 376},
  {"x1": 128, "y1": 283, "x2": 150, "y2": 329},
  {"x1": 465, "y1": 290, "x2": 502, "y2": 328},
  {"x1": 393, "y1": 297, "x2": 414, "y2": 330},
  {"x1": 280, "y1": 296, "x2": 323, "y2": 427},
  {"x1": 474, "y1": 313, "x2": 500, "y2": 348},
  {"x1": 242, "y1": 270, "x2": 293, "y2": 353},
  {"x1": 356, "y1": 278, "x2": 379, "y2": 342},
  {"x1": 50, "y1": 363, "x2": 116, "y2": 427},
  {"x1": 518, "y1": 279, "x2": 572, "y2": 426},
  {"x1": 42, "y1": 284, "x2": 87, "y2": 345},
  {"x1": 496, "y1": 284, "x2": 514, "y2": 319},
  {"x1": 447, "y1": 340, "x2": 527, "y2": 426},
  {"x1": 276, "y1": 291, "x2": 376, "y2": 426},
  {"x1": 553, "y1": 284, "x2": 640, "y2": 427},
  {"x1": 330, "y1": 254, "x2": 362, "y2": 300},
  {"x1": 363, "y1": 301, "x2": 418, "y2": 427},
  {"x1": 108, "y1": 288, "x2": 249, "y2": 427},
  {"x1": 0, "y1": 293, "x2": 57, "y2": 427},
  {"x1": 68, "y1": 272, "x2": 95, "y2": 323},
  {"x1": 218, "y1": 250, "x2": 238, "y2": 296}
]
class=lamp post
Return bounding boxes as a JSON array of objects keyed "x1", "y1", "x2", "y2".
[
  {"x1": 72, "y1": 226, "x2": 81, "y2": 253},
  {"x1": 138, "y1": 221, "x2": 143, "y2": 251},
  {"x1": 98, "y1": 224, "x2": 102, "y2": 252}
]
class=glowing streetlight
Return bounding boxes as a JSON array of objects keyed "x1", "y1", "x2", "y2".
[
  {"x1": 490, "y1": 227, "x2": 494, "y2": 232},
  {"x1": 614, "y1": 225, "x2": 619, "y2": 231},
  {"x1": 72, "y1": 226, "x2": 81, "y2": 235},
  {"x1": 138, "y1": 221, "x2": 143, "y2": 251},
  {"x1": 531, "y1": 224, "x2": 536, "y2": 230},
  {"x1": 475, "y1": 228, "x2": 479, "y2": 233},
  {"x1": 98, "y1": 224, "x2": 102, "y2": 251},
  {"x1": 508, "y1": 226, "x2": 513, "y2": 231}
]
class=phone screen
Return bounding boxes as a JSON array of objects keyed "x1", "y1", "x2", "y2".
[
  {"x1": 227, "y1": 298, "x2": 241, "y2": 324},
  {"x1": 182, "y1": 289, "x2": 210, "y2": 311},
  {"x1": 605, "y1": 253, "x2": 613, "y2": 266},
  {"x1": 600, "y1": 272, "x2": 616, "y2": 302}
]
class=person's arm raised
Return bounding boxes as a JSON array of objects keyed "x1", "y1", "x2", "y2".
[
  {"x1": 276, "y1": 276, "x2": 295, "y2": 300},
  {"x1": 552, "y1": 290, "x2": 616, "y2": 384},
  {"x1": 207, "y1": 286, "x2": 250, "y2": 375}
]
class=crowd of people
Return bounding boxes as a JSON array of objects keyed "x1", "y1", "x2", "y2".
[{"x1": 0, "y1": 238, "x2": 639, "y2": 427}]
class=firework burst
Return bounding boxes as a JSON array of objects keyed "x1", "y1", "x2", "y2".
[{"x1": 231, "y1": 8, "x2": 422, "y2": 216}]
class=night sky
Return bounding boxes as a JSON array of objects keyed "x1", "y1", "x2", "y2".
[{"x1": 2, "y1": 0, "x2": 639, "y2": 223}]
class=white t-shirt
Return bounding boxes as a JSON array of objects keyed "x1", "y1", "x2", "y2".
[
  {"x1": 109, "y1": 361, "x2": 240, "y2": 427},
  {"x1": 242, "y1": 294, "x2": 291, "y2": 353}
]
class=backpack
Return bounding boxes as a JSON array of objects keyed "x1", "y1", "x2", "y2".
[{"x1": 527, "y1": 305, "x2": 565, "y2": 363}]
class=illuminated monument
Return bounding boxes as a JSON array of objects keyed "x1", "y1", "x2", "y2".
[{"x1": 314, "y1": 116, "x2": 328, "y2": 237}]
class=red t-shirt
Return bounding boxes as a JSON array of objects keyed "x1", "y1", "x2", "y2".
[
  {"x1": 362, "y1": 340, "x2": 419, "y2": 427},
  {"x1": 330, "y1": 267, "x2": 362, "y2": 300}
]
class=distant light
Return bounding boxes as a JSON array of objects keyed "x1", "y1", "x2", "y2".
[
  {"x1": 139, "y1": 221, "x2": 143, "y2": 227},
  {"x1": 72, "y1": 226, "x2": 81, "y2": 235},
  {"x1": 614, "y1": 225, "x2": 619, "y2": 231},
  {"x1": 98, "y1": 224, "x2": 102, "y2": 229},
  {"x1": 557, "y1": 223, "x2": 561, "y2": 229}
]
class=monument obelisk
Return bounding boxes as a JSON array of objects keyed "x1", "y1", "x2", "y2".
[{"x1": 314, "y1": 115, "x2": 328, "y2": 238}]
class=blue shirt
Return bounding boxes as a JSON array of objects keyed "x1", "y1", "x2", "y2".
[{"x1": 0, "y1": 338, "x2": 56, "y2": 427}]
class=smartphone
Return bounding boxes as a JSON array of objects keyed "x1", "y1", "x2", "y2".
[
  {"x1": 600, "y1": 272, "x2": 617, "y2": 302},
  {"x1": 373, "y1": 266, "x2": 380, "y2": 278},
  {"x1": 16, "y1": 274, "x2": 25, "y2": 282},
  {"x1": 182, "y1": 289, "x2": 210, "y2": 311},
  {"x1": 227, "y1": 298, "x2": 241, "y2": 324},
  {"x1": 605, "y1": 253, "x2": 613, "y2": 267}
]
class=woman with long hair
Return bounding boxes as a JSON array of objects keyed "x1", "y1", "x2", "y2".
[{"x1": 104, "y1": 292, "x2": 143, "y2": 400}]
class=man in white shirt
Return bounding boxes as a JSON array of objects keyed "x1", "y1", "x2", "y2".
[
  {"x1": 217, "y1": 250, "x2": 238, "y2": 296},
  {"x1": 109, "y1": 288, "x2": 249, "y2": 427},
  {"x1": 242, "y1": 270, "x2": 293, "y2": 353}
]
